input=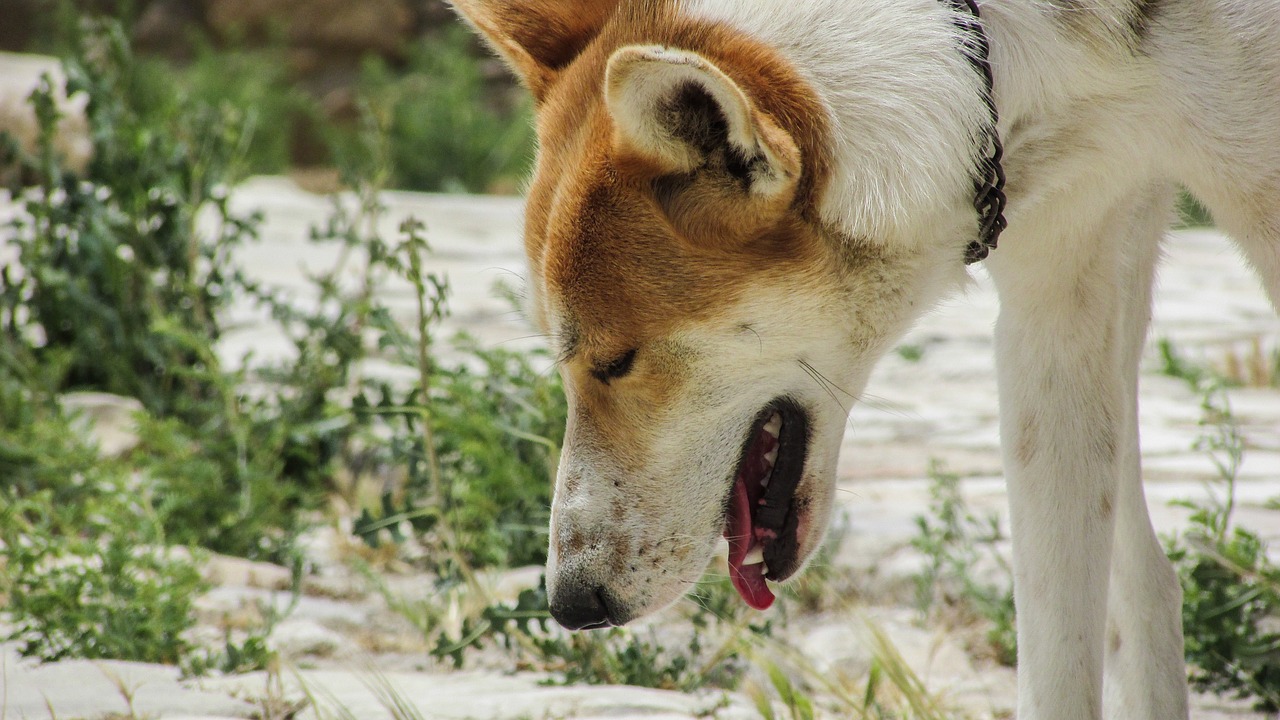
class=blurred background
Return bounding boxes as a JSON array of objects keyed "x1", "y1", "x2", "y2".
[{"x1": 1, "y1": 0, "x2": 534, "y2": 194}]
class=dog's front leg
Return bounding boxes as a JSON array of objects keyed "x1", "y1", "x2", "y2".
[
  {"x1": 986, "y1": 190, "x2": 1160, "y2": 720},
  {"x1": 1102, "y1": 186, "x2": 1190, "y2": 719}
]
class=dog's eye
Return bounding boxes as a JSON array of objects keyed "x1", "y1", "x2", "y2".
[{"x1": 590, "y1": 349, "x2": 638, "y2": 384}]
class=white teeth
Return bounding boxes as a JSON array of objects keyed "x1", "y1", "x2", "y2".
[
  {"x1": 743, "y1": 546, "x2": 765, "y2": 565},
  {"x1": 763, "y1": 448, "x2": 778, "y2": 466},
  {"x1": 763, "y1": 413, "x2": 782, "y2": 438},
  {"x1": 760, "y1": 468, "x2": 773, "y2": 488}
]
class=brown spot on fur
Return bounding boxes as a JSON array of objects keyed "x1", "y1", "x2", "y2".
[
  {"x1": 1099, "y1": 488, "x2": 1114, "y2": 520},
  {"x1": 608, "y1": 534, "x2": 632, "y2": 574},
  {"x1": 1093, "y1": 402, "x2": 1120, "y2": 464},
  {"x1": 1109, "y1": 626, "x2": 1123, "y2": 654},
  {"x1": 560, "y1": 529, "x2": 587, "y2": 558},
  {"x1": 1048, "y1": 0, "x2": 1163, "y2": 55},
  {"x1": 1014, "y1": 413, "x2": 1039, "y2": 467}
]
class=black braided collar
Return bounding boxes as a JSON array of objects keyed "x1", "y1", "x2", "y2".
[{"x1": 944, "y1": 0, "x2": 1007, "y2": 264}]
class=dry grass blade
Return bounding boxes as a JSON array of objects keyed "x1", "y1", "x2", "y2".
[
  {"x1": 742, "y1": 609, "x2": 963, "y2": 720},
  {"x1": 360, "y1": 667, "x2": 427, "y2": 720},
  {"x1": 291, "y1": 668, "x2": 360, "y2": 720},
  {"x1": 861, "y1": 619, "x2": 953, "y2": 720}
]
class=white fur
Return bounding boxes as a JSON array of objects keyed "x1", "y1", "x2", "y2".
[
  {"x1": 682, "y1": 0, "x2": 992, "y2": 246},
  {"x1": 670, "y1": 1, "x2": 1280, "y2": 719}
]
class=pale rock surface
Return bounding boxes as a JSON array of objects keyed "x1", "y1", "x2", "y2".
[
  {"x1": 203, "y1": 669, "x2": 760, "y2": 720},
  {"x1": 0, "y1": 53, "x2": 91, "y2": 175},
  {"x1": 0, "y1": 648, "x2": 256, "y2": 719},
  {"x1": 59, "y1": 392, "x2": 144, "y2": 457},
  {"x1": 203, "y1": 555, "x2": 294, "y2": 591}
]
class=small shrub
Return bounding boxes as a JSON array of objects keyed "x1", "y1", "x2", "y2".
[
  {"x1": 1167, "y1": 388, "x2": 1280, "y2": 711},
  {"x1": 348, "y1": 26, "x2": 535, "y2": 194},
  {"x1": 1, "y1": 482, "x2": 205, "y2": 665},
  {"x1": 316, "y1": 189, "x2": 564, "y2": 571},
  {"x1": 911, "y1": 462, "x2": 1017, "y2": 666},
  {"x1": 6, "y1": 37, "x2": 250, "y2": 417},
  {"x1": 179, "y1": 40, "x2": 311, "y2": 176},
  {"x1": 0, "y1": 18, "x2": 338, "y2": 561}
]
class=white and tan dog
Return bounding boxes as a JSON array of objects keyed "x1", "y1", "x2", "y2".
[{"x1": 450, "y1": 1, "x2": 1280, "y2": 717}]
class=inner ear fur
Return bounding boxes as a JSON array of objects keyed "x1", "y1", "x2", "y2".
[
  {"x1": 450, "y1": 0, "x2": 621, "y2": 101},
  {"x1": 606, "y1": 45, "x2": 802, "y2": 246}
]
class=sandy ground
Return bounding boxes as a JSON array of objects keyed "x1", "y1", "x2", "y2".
[{"x1": 2, "y1": 176, "x2": 1278, "y2": 719}]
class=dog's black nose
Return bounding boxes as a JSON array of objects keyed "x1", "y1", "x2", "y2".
[{"x1": 549, "y1": 585, "x2": 615, "y2": 630}]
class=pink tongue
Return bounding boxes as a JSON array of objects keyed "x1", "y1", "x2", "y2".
[{"x1": 726, "y1": 457, "x2": 775, "y2": 610}]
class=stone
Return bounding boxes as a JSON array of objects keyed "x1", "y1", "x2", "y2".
[
  {"x1": 0, "y1": 52, "x2": 91, "y2": 177},
  {"x1": 0, "y1": 645, "x2": 256, "y2": 720},
  {"x1": 269, "y1": 617, "x2": 354, "y2": 659},
  {"x1": 59, "y1": 391, "x2": 144, "y2": 457},
  {"x1": 203, "y1": 554, "x2": 294, "y2": 591}
]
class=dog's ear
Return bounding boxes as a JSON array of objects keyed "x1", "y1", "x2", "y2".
[
  {"x1": 450, "y1": 0, "x2": 621, "y2": 102},
  {"x1": 606, "y1": 45, "x2": 800, "y2": 201},
  {"x1": 605, "y1": 46, "x2": 802, "y2": 244}
]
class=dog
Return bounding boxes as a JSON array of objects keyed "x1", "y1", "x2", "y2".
[{"x1": 450, "y1": 1, "x2": 1280, "y2": 717}]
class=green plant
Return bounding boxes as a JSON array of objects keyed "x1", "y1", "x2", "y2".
[
  {"x1": 911, "y1": 461, "x2": 1017, "y2": 666},
  {"x1": 894, "y1": 344, "x2": 924, "y2": 363},
  {"x1": 1176, "y1": 190, "x2": 1213, "y2": 228},
  {"x1": 1166, "y1": 387, "x2": 1280, "y2": 711},
  {"x1": 751, "y1": 661, "x2": 816, "y2": 720},
  {"x1": 178, "y1": 40, "x2": 312, "y2": 176},
  {"x1": 310, "y1": 179, "x2": 559, "y2": 572},
  {"x1": 856, "y1": 621, "x2": 955, "y2": 720},
  {"x1": 348, "y1": 26, "x2": 535, "y2": 194},
  {"x1": 1156, "y1": 337, "x2": 1213, "y2": 390},
  {"x1": 1156, "y1": 336, "x2": 1279, "y2": 390},
  {"x1": 0, "y1": 17, "x2": 334, "y2": 561},
  {"x1": 0, "y1": 486, "x2": 205, "y2": 665},
  {"x1": 184, "y1": 562, "x2": 300, "y2": 678}
]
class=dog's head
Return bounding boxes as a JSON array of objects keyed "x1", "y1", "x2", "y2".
[{"x1": 454, "y1": 0, "x2": 978, "y2": 627}]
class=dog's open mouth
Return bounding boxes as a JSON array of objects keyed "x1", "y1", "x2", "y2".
[{"x1": 724, "y1": 398, "x2": 810, "y2": 610}]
